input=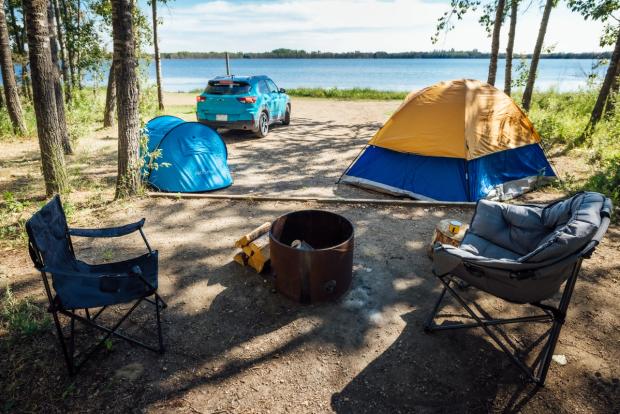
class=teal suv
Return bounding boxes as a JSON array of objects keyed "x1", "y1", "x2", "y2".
[{"x1": 196, "y1": 75, "x2": 291, "y2": 137}]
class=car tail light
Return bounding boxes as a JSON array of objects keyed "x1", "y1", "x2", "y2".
[
  {"x1": 196, "y1": 96, "x2": 206, "y2": 102},
  {"x1": 237, "y1": 96, "x2": 257, "y2": 104}
]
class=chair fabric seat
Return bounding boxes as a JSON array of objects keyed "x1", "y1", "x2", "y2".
[
  {"x1": 51, "y1": 252, "x2": 159, "y2": 309},
  {"x1": 433, "y1": 192, "x2": 612, "y2": 303}
]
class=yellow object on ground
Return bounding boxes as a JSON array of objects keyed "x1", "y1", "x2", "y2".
[
  {"x1": 368, "y1": 79, "x2": 541, "y2": 160},
  {"x1": 234, "y1": 224, "x2": 271, "y2": 273},
  {"x1": 234, "y1": 251, "x2": 248, "y2": 266},
  {"x1": 234, "y1": 222, "x2": 271, "y2": 248}
]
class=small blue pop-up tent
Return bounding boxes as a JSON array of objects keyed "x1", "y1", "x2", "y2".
[{"x1": 143, "y1": 115, "x2": 233, "y2": 192}]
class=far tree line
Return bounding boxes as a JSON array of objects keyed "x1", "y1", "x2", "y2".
[
  {"x1": 0, "y1": 0, "x2": 617, "y2": 200},
  {"x1": 160, "y1": 49, "x2": 613, "y2": 60}
]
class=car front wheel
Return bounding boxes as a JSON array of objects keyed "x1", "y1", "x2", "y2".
[
  {"x1": 283, "y1": 104, "x2": 291, "y2": 125},
  {"x1": 254, "y1": 112, "x2": 269, "y2": 138}
]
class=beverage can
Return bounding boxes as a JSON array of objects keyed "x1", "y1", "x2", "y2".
[{"x1": 448, "y1": 220, "x2": 462, "y2": 234}]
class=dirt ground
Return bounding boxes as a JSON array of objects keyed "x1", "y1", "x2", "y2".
[{"x1": 0, "y1": 95, "x2": 618, "y2": 413}]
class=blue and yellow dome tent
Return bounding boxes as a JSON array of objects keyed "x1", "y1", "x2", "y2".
[
  {"x1": 143, "y1": 115, "x2": 233, "y2": 192},
  {"x1": 340, "y1": 79, "x2": 556, "y2": 201}
]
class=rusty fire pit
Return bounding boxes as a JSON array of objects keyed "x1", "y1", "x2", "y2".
[{"x1": 269, "y1": 210, "x2": 354, "y2": 304}]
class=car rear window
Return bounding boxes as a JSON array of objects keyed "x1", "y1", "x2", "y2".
[{"x1": 205, "y1": 80, "x2": 251, "y2": 95}]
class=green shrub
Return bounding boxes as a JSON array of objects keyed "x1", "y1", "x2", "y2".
[
  {"x1": 287, "y1": 87, "x2": 407, "y2": 100},
  {"x1": 515, "y1": 88, "x2": 618, "y2": 208},
  {"x1": 585, "y1": 155, "x2": 620, "y2": 207},
  {"x1": 526, "y1": 89, "x2": 596, "y2": 146}
]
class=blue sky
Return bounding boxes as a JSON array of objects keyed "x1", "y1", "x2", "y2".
[{"x1": 137, "y1": 0, "x2": 606, "y2": 53}]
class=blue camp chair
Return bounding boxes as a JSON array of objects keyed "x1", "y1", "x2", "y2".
[{"x1": 26, "y1": 196, "x2": 166, "y2": 375}]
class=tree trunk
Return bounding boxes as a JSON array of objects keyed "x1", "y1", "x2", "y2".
[
  {"x1": 6, "y1": 0, "x2": 31, "y2": 101},
  {"x1": 603, "y1": 63, "x2": 620, "y2": 115},
  {"x1": 522, "y1": 0, "x2": 554, "y2": 111},
  {"x1": 112, "y1": 0, "x2": 141, "y2": 198},
  {"x1": 75, "y1": 0, "x2": 81, "y2": 88},
  {"x1": 487, "y1": 0, "x2": 506, "y2": 86},
  {"x1": 103, "y1": 63, "x2": 116, "y2": 127},
  {"x1": 23, "y1": 0, "x2": 68, "y2": 195},
  {"x1": 59, "y1": 0, "x2": 75, "y2": 91},
  {"x1": 151, "y1": 0, "x2": 164, "y2": 110},
  {"x1": 504, "y1": 0, "x2": 518, "y2": 95},
  {"x1": 0, "y1": 0, "x2": 27, "y2": 134},
  {"x1": 20, "y1": 13, "x2": 35, "y2": 101},
  {"x1": 52, "y1": 0, "x2": 71, "y2": 103},
  {"x1": 589, "y1": 27, "x2": 620, "y2": 127},
  {"x1": 48, "y1": 0, "x2": 72, "y2": 154}
]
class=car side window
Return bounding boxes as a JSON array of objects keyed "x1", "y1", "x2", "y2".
[
  {"x1": 266, "y1": 80, "x2": 279, "y2": 93},
  {"x1": 257, "y1": 80, "x2": 270, "y2": 95}
]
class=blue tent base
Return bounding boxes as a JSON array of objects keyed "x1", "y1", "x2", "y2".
[
  {"x1": 146, "y1": 181, "x2": 233, "y2": 194},
  {"x1": 342, "y1": 144, "x2": 556, "y2": 202}
]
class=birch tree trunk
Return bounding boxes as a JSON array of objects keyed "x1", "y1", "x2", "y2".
[
  {"x1": 522, "y1": 0, "x2": 554, "y2": 111},
  {"x1": 504, "y1": 0, "x2": 518, "y2": 95},
  {"x1": 112, "y1": 0, "x2": 141, "y2": 198},
  {"x1": 23, "y1": 0, "x2": 68, "y2": 195},
  {"x1": 48, "y1": 0, "x2": 72, "y2": 154},
  {"x1": 487, "y1": 0, "x2": 506, "y2": 86},
  {"x1": 151, "y1": 0, "x2": 164, "y2": 110},
  {"x1": 0, "y1": 0, "x2": 27, "y2": 134},
  {"x1": 103, "y1": 63, "x2": 116, "y2": 127}
]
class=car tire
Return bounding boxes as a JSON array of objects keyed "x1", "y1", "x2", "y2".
[
  {"x1": 254, "y1": 111, "x2": 269, "y2": 138},
  {"x1": 282, "y1": 104, "x2": 291, "y2": 125}
]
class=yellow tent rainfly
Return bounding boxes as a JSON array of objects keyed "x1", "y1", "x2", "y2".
[{"x1": 342, "y1": 79, "x2": 556, "y2": 201}]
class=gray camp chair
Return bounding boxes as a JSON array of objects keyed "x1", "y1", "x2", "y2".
[{"x1": 425, "y1": 191, "x2": 612, "y2": 385}]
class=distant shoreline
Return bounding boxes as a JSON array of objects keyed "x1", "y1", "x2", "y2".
[{"x1": 160, "y1": 50, "x2": 611, "y2": 60}]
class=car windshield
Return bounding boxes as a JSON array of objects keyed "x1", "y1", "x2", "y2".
[{"x1": 205, "y1": 80, "x2": 251, "y2": 95}]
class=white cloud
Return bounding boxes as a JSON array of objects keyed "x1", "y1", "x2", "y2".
[{"x1": 153, "y1": 0, "x2": 607, "y2": 53}]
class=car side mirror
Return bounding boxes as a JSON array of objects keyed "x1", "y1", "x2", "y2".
[{"x1": 279, "y1": 88, "x2": 286, "y2": 93}]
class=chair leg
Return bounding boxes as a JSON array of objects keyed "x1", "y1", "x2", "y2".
[
  {"x1": 424, "y1": 280, "x2": 448, "y2": 332},
  {"x1": 50, "y1": 309, "x2": 76, "y2": 375},
  {"x1": 51, "y1": 295, "x2": 166, "y2": 375},
  {"x1": 423, "y1": 275, "x2": 561, "y2": 385},
  {"x1": 155, "y1": 294, "x2": 165, "y2": 353}
]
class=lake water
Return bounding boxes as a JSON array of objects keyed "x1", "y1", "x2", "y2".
[{"x1": 151, "y1": 58, "x2": 602, "y2": 92}]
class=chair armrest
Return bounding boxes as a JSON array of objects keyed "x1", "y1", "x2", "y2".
[
  {"x1": 69, "y1": 219, "x2": 145, "y2": 238},
  {"x1": 42, "y1": 265, "x2": 149, "y2": 294},
  {"x1": 42, "y1": 266, "x2": 132, "y2": 278}
]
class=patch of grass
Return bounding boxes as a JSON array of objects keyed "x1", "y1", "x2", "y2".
[
  {"x1": 525, "y1": 88, "x2": 620, "y2": 208},
  {"x1": 523, "y1": 89, "x2": 596, "y2": 147},
  {"x1": 0, "y1": 101, "x2": 37, "y2": 140},
  {"x1": 0, "y1": 287, "x2": 51, "y2": 338},
  {"x1": 0, "y1": 191, "x2": 31, "y2": 246},
  {"x1": 287, "y1": 87, "x2": 408, "y2": 100},
  {"x1": 102, "y1": 249, "x2": 114, "y2": 261}
]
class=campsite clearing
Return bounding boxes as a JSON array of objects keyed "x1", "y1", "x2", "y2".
[{"x1": 0, "y1": 95, "x2": 618, "y2": 413}]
